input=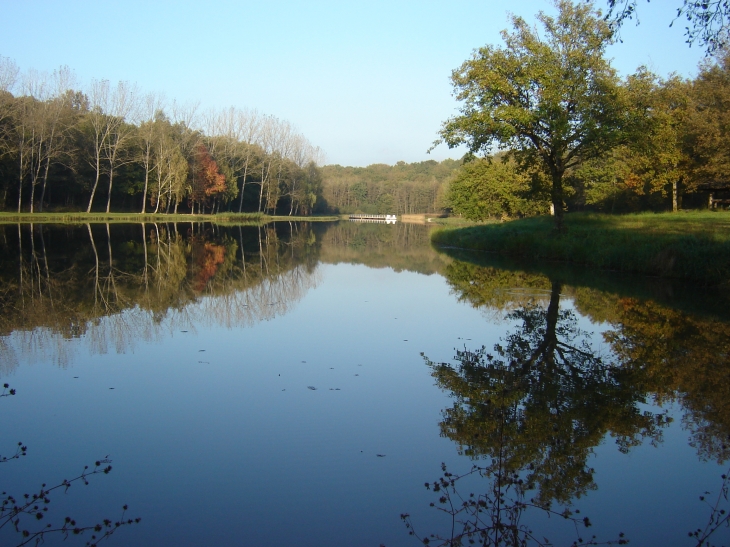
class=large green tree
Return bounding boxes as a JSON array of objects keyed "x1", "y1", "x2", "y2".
[{"x1": 437, "y1": 0, "x2": 643, "y2": 230}]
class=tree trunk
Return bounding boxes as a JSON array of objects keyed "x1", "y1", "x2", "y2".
[
  {"x1": 87, "y1": 152, "x2": 102, "y2": 213},
  {"x1": 550, "y1": 171, "x2": 565, "y2": 232},
  {"x1": 238, "y1": 163, "x2": 249, "y2": 213},
  {"x1": 39, "y1": 155, "x2": 51, "y2": 213},
  {"x1": 141, "y1": 164, "x2": 149, "y2": 214},
  {"x1": 672, "y1": 178, "x2": 681, "y2": 212},
  {"x1": 106, "y1": 164, "x2": 115, "y2": 213},
  {"x1": 18, "y1": 148, "x2": 24, "y2": 213}
]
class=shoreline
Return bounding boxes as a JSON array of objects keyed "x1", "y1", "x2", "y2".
[
  {"x1": 0, "y1": 212, "x2": 341, "y2": 224},
  {"x1": 430, "y1": 211, "x2": 730, "y2": 287}
]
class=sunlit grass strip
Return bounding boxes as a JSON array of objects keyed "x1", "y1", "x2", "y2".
[{"x1": 431, "y1": 211, "x2": 730, "y2": 286}]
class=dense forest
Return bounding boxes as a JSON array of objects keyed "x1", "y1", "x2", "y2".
[
  {"x1": 320, "y1": 159, "x2": 459, "y2": 214},
  {"x1": 440, "y1": 3, "x2": 730, "y2": 222},
  {"x1": 0, "y1": 57, "x2": 326, "y2": 215}
]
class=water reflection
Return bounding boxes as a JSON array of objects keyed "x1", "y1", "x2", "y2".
[
  {"x1": 413, "y1": 256, "x2": 730, "y2": 545},
  {"x1": 2, "y1": 223, "x2": 730, "y2": 546},
  {"x1": 426, "y1": 280, "x2": 669, "y2": 508},
  {"x1": 0, "y1": 222, "x2": 322, "y2": 368},
  {"x1": 441, "y1": 257, "x2": 730, "y2": 465}
]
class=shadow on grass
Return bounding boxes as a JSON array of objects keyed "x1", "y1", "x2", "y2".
[{"x1": 431, "y1": 212, "x2": 730, "y2": 288}]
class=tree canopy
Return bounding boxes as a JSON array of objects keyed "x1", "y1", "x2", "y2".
[{"x1": 437, "y1": 0, "x2": 643, "y2": 230}]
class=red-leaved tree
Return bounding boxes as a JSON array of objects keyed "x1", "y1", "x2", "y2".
[{"x1": 189, "y1": 143, "x2": 226, "y2": 213}]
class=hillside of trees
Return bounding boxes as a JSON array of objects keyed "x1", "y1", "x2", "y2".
[
  {"x1": 320, "y1": 159, "x2": 459, "y2": 214},
  {"x1": 0, "y1": 57, "x2": 325, "y2": 215}
]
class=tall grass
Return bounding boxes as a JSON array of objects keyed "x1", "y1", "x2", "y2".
[{"x1": 431, "y1": 211, "x2": 730, "y2": 286}]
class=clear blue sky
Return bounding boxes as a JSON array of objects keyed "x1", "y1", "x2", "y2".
[{"x1": 0, "y1": 0, "x2": 706, "y2": 166}]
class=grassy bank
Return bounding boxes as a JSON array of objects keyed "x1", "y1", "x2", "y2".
[
  {"x1": 431, "y1": 211, "x2": 730, "y2": 286},
  {"x1": 0, "y1": 212, "x2": 340, "y2": 225}
]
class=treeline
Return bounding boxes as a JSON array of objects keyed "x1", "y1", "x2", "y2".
[
  {"x1": 320, "y1": 159, "x2": 459, "y2": 214},
  {"x1": 445, "y1": 45, "x2": 730, "y2": 220},
  {"x1": 0, "y1": 57, "x2": 326, "y2": 215}
]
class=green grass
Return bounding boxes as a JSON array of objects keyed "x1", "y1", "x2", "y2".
[
  {"x1": 0, "y1": 212, "x2": 340, "y2": 225},
  {"x1": 431, "y1": 210, "x2": 730, "y2": 286}
]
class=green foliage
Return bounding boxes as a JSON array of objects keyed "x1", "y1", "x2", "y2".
[
  {"x1": 320, "y1": 159, "x2": 459, "y2": 215},
  {"x1": 688, "y1": 49, "x2": 730, "y2": 185},
  {"x1": 446, "y1": 157, "x2": 549, "y2": 220},
  {"x1": 437, "y1": 1, "x2": 644, "y2": 228}
]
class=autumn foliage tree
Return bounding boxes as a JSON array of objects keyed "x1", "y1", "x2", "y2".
[{"x1": 189, "y1": 143, "x2": 226, "y2": 213}]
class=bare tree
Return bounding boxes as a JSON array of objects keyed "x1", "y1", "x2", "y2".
[
  {"x1": 85, "y1": 80, "x2": 139, "y2": 212},
  {"x1": 136, "y1": 92, "x2": 165, "y2": 213},
  {"x1": 0, "y1": 55, "x2": 19, "y2": 153},
  {"x1": 37, "y1": 66, "x2": 77, "y2": 212},
  {"x1": 85, "y1": 80, "x2": 113, "y2": 212},
  {"x1": 102, "y1": 81, "x2": 139, "y2": 213}
]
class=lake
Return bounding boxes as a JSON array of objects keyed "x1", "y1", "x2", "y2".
[{"x1": 1, "y1": 221, "x2": 729, "y2": 547}]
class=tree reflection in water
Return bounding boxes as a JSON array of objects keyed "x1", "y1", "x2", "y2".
[
  {"x1": 0, "y1": 222, "x2": 322, "y2": 368},
  {"x1": 409, "y1": 281, "x2": 664, "y2": 546},
  {"x1": 408, "y1": 257, "x2": 730, "y2": 546}
]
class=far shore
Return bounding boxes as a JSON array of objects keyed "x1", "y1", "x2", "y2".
[{"x1": 0, "y1": 212, "x2": 341, "y2": 225}]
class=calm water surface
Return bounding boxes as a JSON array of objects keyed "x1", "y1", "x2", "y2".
[{"x1": 1, "y1": 221, "x2": 728, "y2": 547}]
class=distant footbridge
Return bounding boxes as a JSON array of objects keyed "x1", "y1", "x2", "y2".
[{"x1": 348, "y1": 214, "x2": 397, "y2": 224}]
